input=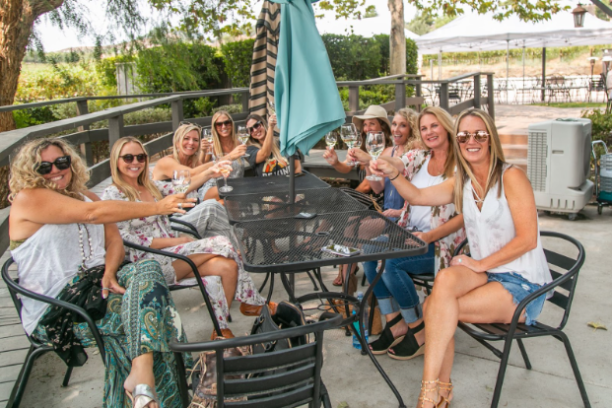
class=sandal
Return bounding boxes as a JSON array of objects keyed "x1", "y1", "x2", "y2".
[
  {"x1": 368, "y1": 314, "x2": 404, "y2": 355},
  {"x1": 418, "y1": 379, "x2": 440, "y2": 408},
  {"x1": 437, "y1": 380, "x2": 453, "y2": 408},
  {"x1": 126, "y1": 384, "x2": 158, "y2": 408},
  {"x1": 387, "y1": 321, "x2": 425, "y2": 361}
]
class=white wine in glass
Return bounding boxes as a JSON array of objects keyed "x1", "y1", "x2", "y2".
[
  {"x1": 353, "y1": 136, "x2": 362, "y2": 165},
  {"x1": 202, "y1": 128, "x2": 214, "y2": 158},
  {"x1": 341, "y1": 124, "x2": 358, "y2": 165},
  {"x1": 237, "y1": 125, "x2": 250, "y2": 157},
  {"x1": 218, "y1": 165, "x2": 233, "y2": 193},
  {"x1": 366, "y1": 131, "x2": 385, "y2": 181},
  {"x1": 325, "y1": 132, "x2": 337, "y2": 150},
  {"x1": 172, "y1": 170, "x2": 191, "y2": 194}
]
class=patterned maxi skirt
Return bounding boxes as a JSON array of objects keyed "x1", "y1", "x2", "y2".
[{"x1": 34, "y1": 259, "x2": 193, "y2": 408}]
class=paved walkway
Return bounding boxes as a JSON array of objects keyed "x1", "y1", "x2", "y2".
[{"x1": 495, "y1": 104, "x2": 586, "y2": 135}]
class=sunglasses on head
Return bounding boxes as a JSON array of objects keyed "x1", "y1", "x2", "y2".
[
  {"x1": 36, "y1": 155, "x2": 71, "y2": 175},
  {"x1": 120, "y1": 154, "x2": 147, "y2": 163},
  {"x1": 456, "y1": 131, "x2": 490, "y2": 144},
  {"x1": 247, "y1": 121, "x2": 263, "y2": 134},
  {"x1": 215, "y1": 120, "x2": 233, "y2": 128}
]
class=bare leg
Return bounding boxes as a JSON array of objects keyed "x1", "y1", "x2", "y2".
[
  {"x1": 204, "y1": 186, "x2": 222, "y2": 202},
  {"x1": 173, "y1": 255, "x2": 239, "y2": 307},
  {"x1": 124, "y1": 352, "x2": 159, "y2": 408}
]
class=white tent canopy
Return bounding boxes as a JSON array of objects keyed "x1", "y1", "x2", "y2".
[
  {"x1": 315, "y1": 14, "x2": 420, "y2": 40},
  {"x1": 416, "y1": 10, "x2": 612, "y2": 54}
]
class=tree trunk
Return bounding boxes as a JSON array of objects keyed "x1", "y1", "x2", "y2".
[
  {"x1": 388, "y1": 0, "x2": 406, "y2": 75},
  {"x1": 0, "y1": 0, "x2": 65, "y2": 132}
]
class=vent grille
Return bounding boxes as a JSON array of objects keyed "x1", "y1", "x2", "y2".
[{"x1": 528, "y1": 130, "x2": 548, "y2": 192}]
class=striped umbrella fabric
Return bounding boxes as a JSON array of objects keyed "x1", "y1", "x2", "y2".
[{"x1": 248, "y1": 1, "x2": 281, "y2": 116}]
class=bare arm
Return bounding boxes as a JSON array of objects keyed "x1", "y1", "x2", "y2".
[
  {"x1": 372, "y1": 156, "x2": 455, "y2": 207},
  {"x1": 150, "y1": 236, "x2": 193, "y2": 249},
  {"x1": 188, "y1": 161, "x2": 231, "y2": 192},
  {"x1": 255, "y1": 127, "x2": 276, "y2": 164},
  {"x1": 153, "y1": 156, "x2": 215, "y2": 180},
  {"x1": 294, "y1": 158, "x2": 302, "y2": 173},
  {"x1": 365, "y1": 146, "x2": 394, "y2": 194},
  {"x1": 415, "y1": 214, "x2": 464, "y2": 244},
  {"x1": 451, "y1": 168, "x2": 538, "y2": 273}
]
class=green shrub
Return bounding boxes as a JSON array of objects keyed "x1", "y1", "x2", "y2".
[
  {"x1": 221, "y1": 39, "x2": 255, "y2": 88},
  {"x1": 322, "y1": 34, "x2": 382, "y2": 80},
  {"x1": 583, "y1": 108, "x2": 612, "y2": 159},
  {"x1": 13, "y1": 106, "x2": 57, "y2": 128}
]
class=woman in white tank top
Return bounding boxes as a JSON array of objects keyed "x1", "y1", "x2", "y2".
[
  {"x1": 9, "y1": 138, "x2": 195, "y2": 408},
  {"x1": 372, "y1": 109, "x2": 552, "y2": 408}
]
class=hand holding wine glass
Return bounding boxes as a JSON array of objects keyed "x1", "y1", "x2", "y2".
[
  {"x1": 341, "y1": 124, "x2": 358, "y2": 166},
  {"x1": 218, "y1": 164, "x2": 233, "y2": 193},
  {"x1": 325, "y1": 131, "x2": 337, "y2": 151},
  {"x1": 202, "y1": 128, "x2": 213, "y2": 154},
  {"x1": 237, "y1": 126, "x2": 250, "y2": 157},
  {"x1": 365, "y1": 131, "x2": 385, "y2": 181}
]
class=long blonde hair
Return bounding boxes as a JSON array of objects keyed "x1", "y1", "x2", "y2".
[
  {"x1": 394, "y1": 108, "x2": 419, "y2": 151},
  {"x1": 110, "y1": 137, "x2": 163, "y2": 202},
  {"x1": 416, "y1": 107, "x2": 456, "y2": 179},
  {"x1": 211, "y1": 110, "x2": 237, "y2": 159},
  {"x1": 172, "y1": 124, "x2": 201, "y2": 168},
  {"x1": 9, "y1": 138, "x2": 89, "y2": 202},
  {"x1": 245, "y1": 113, "x2": 287, "y2": 167},
  {"x1": 452, "y1": 109, "x2": 506, "y2": 213}
]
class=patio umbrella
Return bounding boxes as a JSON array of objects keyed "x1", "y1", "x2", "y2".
[{"x1": 270, "y1": 0, "x2": 346, "y2": 157}]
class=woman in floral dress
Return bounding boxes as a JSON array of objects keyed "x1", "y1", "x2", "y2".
[{"x1": 103, "y1": 137, "x2": 270, "y2": 338}]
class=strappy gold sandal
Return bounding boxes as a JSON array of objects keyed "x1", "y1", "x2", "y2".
[
  {"x1": 417, "y1": 379, "x2": 440, "y2": 408},
  {"x1": 437, "y1": 380, "x2": 453, "y2": 408}
]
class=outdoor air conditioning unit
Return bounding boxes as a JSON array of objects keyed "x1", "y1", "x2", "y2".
[{"x1": 527, "y1": 118, "x2": 594, "y2": 219}]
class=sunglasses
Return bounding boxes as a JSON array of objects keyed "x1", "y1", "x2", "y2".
[
  {"x1": 215, "y1": 120, "x2": 233, "y2": 128},
  {"x1": 247, "y1": 121, "x2": 263, "y2": 134},
  {"x1": 36, "y1": 155, "x2": 71, "y2": 175},
  {"x1": 456, "y1": 131, "x2": 490, "y2": 144},
  {"x1": 120, "y1": 154, "x2": 148, "y2": 163}
]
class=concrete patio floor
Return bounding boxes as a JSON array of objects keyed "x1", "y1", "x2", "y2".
[{"x1": 1, "y1": 202, "x2": 611, "y2": 408}]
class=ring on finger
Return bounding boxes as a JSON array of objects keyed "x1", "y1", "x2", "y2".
[
  {"x1": 458, "y1": 258, "x2": 462, "y2": 263},
  {"x1": 178, "y1": 203, "x2": 183, "y2": 210}
]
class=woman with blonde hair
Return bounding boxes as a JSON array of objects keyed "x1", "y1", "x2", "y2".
[
  {"x1": 104, "y1": 137, "x2": 273, "y2": 337},
  {"x1": 244, "y1": 113, "x2": 302, "y2": 176},
  {"x1": 8, "y1": 137, "x2": 194, "y2": 408},
  {"x1": 372, "y1": 108, "x2": 551, "y2": 407}
]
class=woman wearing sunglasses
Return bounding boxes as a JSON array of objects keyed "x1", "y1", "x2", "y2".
[
  {"x1": 104, "y1": 137, "x2": 272, "y2": 337},
  {"x1": 359, "y1": 107, "x2": 465, "y2": 362},
  {"x1": 8, "y1": 138, "x2": 195, "y2": 408},
  {"x1": 372, "y1": 109, "x2": 551, "y2": 408},
  {"x1": 244, "y1": 113, "x2": 302, "y2": 176}
]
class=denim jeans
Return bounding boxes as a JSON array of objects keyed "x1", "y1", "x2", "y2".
[{"x1": 363, "y1": 237, "x2": 435, "y2": 324}]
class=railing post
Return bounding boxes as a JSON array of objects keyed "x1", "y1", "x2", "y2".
[
  {"x1": 241, "y1": 91, "x2": 249, "y2": 114},
  {"x1": 76, "y1": 98, "x2": 94, "y2": 166},
  {"x1": 415, "y1": 81, "x2": 422, "y2": 112},
  {"x1": 473, "y1": 74, "x2": 481, "y2": 109},
  {"x1": 439, "y1": 82, "x2": 450, "y2": 112},
  {"x1": 349, "y1": 85, "x2": 359, "y2": 114},
  {"x1": 172, "y1": 98, "x2": 184, "y2": 130},
  {"x1": 487, "y1": 74, "x2": 495, "y2": 119},
  {"x1": 395, "y1": 80, "x2": 406, "y2": 112},
  {"x1": 108, "y1": 115, "x2": 124, "y2": 150}
]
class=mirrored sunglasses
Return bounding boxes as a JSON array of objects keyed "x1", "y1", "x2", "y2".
[{"x1": 456, "y1": 131, "x2": 490, "y2": 144}]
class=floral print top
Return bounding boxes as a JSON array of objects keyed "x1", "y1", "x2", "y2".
[{"x1": 397, "y1": 149, "x2": 466, "y2": 273}]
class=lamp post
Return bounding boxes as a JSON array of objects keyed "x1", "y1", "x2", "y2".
[
  {"x1": 572, "y1": 4, "x2": 587, "y2": 27},
  {"x1": 588, "y1": 57, "x2": 599, "y2": 79}
]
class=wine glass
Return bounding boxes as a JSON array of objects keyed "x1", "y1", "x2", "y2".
[
  {"x1": 237, "y1": 125, "x2": 250, "y2": 157},
  {"x1": 218, "y1": 164, "x2": 233, "y2": 193},
  {"x1": 202, "y1": 127, "x2": 214, "y2": 158},
  {"x1": 172, "y1": 170, "x2": 191, "y2": 194},
  {"x1": 365, "y1": 131, "x2": 385, "y2": 181},
  {"x1": 341, "y1": 124, "x2": 358, "y2": 165},
  {"x1": 325, "y1": 131, "x2": 337, "y2": 150},
  {"x1": 352, "y1": 135, "x2": 362, "y2": 165}
]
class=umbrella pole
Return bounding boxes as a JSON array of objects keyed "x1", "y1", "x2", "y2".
[{"x1": 288, "y1": 155, "x2": 295, "y2": 204}]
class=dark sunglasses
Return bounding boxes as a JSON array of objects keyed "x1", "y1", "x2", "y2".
[
  {"x1": 247, "y1": 121, "x2": 263, "y2": 134},
  {"x1": 456, "y1": 131, "x2": 490, "y2": 144},
  {"x1": 36, "y1": 155, "x2": 71, "y2": 175},
  {"x1": 215, "y1": 120, "x2": 233, "y2": 128},
  {"x1": 120, "y1": 154, "x2": 148, "y2": 163}
]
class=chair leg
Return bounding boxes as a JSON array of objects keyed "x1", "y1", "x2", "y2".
[
  {"x1": 173, "y1": 352, "x2": 191, "y2": 408},
  {"x1": 259, "y1": 272, "x2": 270, "y2": 293},
  {"x1": 7, "y1": 345, "x2": 50, "y2": 408},
  {"x1": 516, "y1": 339, "x2": 532, "y2": 370},
  {"x1": 361, "y1": 272, "x2": 367, "y2": 287},
  {"x1": 558, "y1": 332, "x2": 591, "y2": 408},
  {"x1": 61, "y1": 366, "x2": 74, "y2": 387},
  {"x1": 490, "y1": 340, "x2": 513, "y2": 408},
  {"x1": 306, "y1": 270, "x2": 319, "y2": 291}
]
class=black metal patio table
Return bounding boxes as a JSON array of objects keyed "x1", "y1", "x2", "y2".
[
  {"x1": 217, "y1": 170, "x2": 329, "y2": 197},
  {"x1": 231, "y1": 210, "x2": 427, "y2": 408}
]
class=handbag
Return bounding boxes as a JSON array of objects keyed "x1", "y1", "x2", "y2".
[{"x1": 250, "y1": 301, "x2": 308, "y2": 355}]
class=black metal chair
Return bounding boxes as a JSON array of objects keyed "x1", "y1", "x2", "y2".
[
  {"x1": 169, "y1": 217, "x2": 202, "y2": 239},
  {"x1": 170, "y1": 313, "x2": 342, "y2": 408},
  {"x1": 122, "y1": 240, "x2": 223, "y2": 336},
  {"x1": 455, "y1": 231, "x2": 590, "y2": 408},
  {"x1": 1, "y1": 257, "x2": 107, "y2": 408}
]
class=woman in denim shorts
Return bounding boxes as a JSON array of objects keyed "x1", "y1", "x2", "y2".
[{"x1": 373, "y1": 109, "x2": 552, "y2": 408}]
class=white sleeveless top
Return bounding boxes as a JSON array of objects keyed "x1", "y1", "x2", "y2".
[
  {"x1": 11, "y1": 198, "x2": 106, "y2": 335},
  {"x1": 462, "y1": 165, "x2": 551, "y2": 286}
]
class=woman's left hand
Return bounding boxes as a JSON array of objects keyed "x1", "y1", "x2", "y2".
[
  {"x1": 209, "y1": 160, "x2": 232, "y2": 178},
  {"x1": 268, "y1": 114, "x2": 277, "y2": 128},
  {"x1": 450, "y1": 254, "x2": 485, "y2": 272},
  {"x1": 412, "y1": 231, "x2": 431, "y2": 244},
  {"x1": 101, "y1": 273, "x2": 125, "y2": 299}
]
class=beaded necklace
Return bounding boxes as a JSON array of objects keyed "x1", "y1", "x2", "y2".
[{"x1": 77, "y1": 224, "x2": 93, "y2": 273}]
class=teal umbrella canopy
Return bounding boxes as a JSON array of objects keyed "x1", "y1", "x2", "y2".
[{"x1": 270, "y1": 0, "x2": 346, "y2": 157}]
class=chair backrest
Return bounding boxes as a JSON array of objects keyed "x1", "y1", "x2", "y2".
[
  {"x1": 453, "y1": 231, "x2": 585, "y2": 330},
  {"x1": 172, "y1": 314, "x2": 342, "y2": 408}
]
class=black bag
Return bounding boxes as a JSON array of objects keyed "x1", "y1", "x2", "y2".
[{"x1": 250, "y1": 301, "x2": 308, "y2": 354}]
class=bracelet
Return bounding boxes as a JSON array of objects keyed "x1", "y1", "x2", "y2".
[{"x1": 389, "y1": 170, "x2": 401, "y2": 181}]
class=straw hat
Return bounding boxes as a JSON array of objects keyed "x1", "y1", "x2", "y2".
[{"x1": 351, "y1": 105, "x2": 391, "y2": 132}]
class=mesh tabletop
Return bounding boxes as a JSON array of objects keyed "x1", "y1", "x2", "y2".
[
  {"x1": 217, "y1": 171, "x2": 329, "y2": 197},
  {"x1": 224, "y1": 187, "x2": 367, "y2": 223},
  {"x1": 232, "y1": 210, "x2": 427, "y2": 273}
]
